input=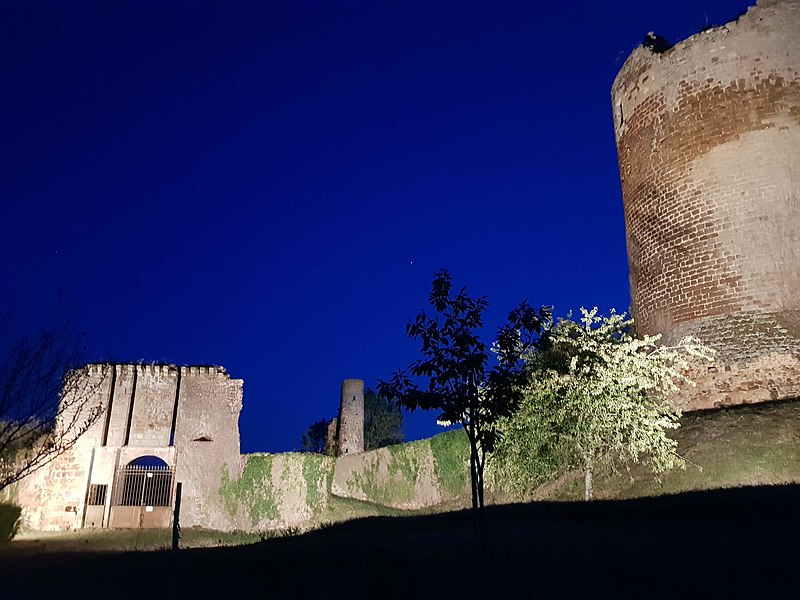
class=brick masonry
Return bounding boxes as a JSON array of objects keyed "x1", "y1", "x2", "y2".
[{"x1": 613, "y1": 0, "x2": 800, "y2": 409}]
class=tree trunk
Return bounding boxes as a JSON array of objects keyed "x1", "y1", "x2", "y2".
[
  {"x1": 469, "y1": 445, "x2": 479, "y2": 511},
  {"x1": 584, "y1": 463, "x2": 593, "y2": 501},
  {"x1": 476, "y1": 447, "x2": 485, "y2": 509}
]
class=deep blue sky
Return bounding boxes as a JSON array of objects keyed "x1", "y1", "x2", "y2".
[{"x1": 2, "y1": 0, "x2": 749, "y2": 452}]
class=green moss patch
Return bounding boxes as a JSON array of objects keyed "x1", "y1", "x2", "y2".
[
  {"x1": 220, "y1": 454, "x2": 279, "y2": 526},
  {"x1": 347, "y1": 440, "x2": 431, "y2": 506},
  {"x1": 301, "y1": 453, "x2": 335, "y2": 515},
  {"x1": 429, "y1": 429, "x2": 469, "y2": 498},
  {"x1": 221, "y1": 453, "x2": 336, "y2": 527}
]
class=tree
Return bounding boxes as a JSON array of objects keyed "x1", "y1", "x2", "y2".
[
  {"x1": 300, "y1": 418, "x2": 331, "y2": 454},
  {"x1": 492, "y1": 308, "x2": 713, "y2": 501},
  {"x1": 364, "y1": 387, "x2": 404, "y2": 450},
  {"x1": 0, "y1": 313, "x2": 109, "y2": 491},
  {"x1": 379, "y1": 269, "x2": 551, "y2": 526}
]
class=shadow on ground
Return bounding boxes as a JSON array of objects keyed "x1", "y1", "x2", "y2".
[{"x1": 2, "y1": 484, "x2": 797, "y2": 599}]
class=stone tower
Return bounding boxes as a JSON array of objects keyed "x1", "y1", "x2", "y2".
[
  {"x1": 612, "y1": 0, "x2": 800, "y2": 410},
  {"x1": 336, "y1": 378, "x2": 364, "y2": 455},
  {"x1": 15, "y1": 364, "x2": 243, "y2": 531}
]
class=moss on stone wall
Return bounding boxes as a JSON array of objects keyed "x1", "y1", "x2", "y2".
[
  {"x1": 384, "y1": 440, "x2": 426, "y2": 503},
  {"x1": 429, "y1": 429, "x2": 470, "y2": 498},
  {"x1": 342, "y1": 434, "x2": 469, "y2": 508},
  {"x1": 345, "y1": 439, "x2": 432, "y2": 507},
  {"x1": 220, "y1": 454, "x2": 279, "y2": 526},
  {"x1": 220, "y1": 452, "x2": 336, "y2": 528},
  {"x1": 221, "y1": 430, "x2": 472, "y2": 528},
  {"x1": 301, "y1": 453, "x2": 335, "y2": 516}
]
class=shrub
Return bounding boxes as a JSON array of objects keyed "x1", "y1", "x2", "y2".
[{"x1": 0, "y1": 503, "x2": 21, "y2": 543}]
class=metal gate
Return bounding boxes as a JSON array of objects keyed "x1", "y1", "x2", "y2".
[{"x1": 108, "y1": 463, "x2": 174, "y2": 528}]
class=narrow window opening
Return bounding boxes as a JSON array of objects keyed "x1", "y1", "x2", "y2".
[{"x1": 87, "y1": 484, "x2": 107, "y2": 506}]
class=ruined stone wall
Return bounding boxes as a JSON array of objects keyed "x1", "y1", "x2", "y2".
[
  {"x1": 16, "y1": 365, "x2": 111, "y2": 531},
  {"x1": 613, "y1": 0, "x2": 800, "y2": 409},
  {"x1": 219, "y1": 452, "x2": 335, "y2": 530},
  {"x1": 127, "y1": 365, "x2": 178, "y2": 447},
  {"x1": 173, "y1": 366, "x2": 243, "y2": 530},
  {"x1": 217, "y1": 430, "x2": 469, "y2": 529},
  {"x1": 331, "y1": 430, "x2": 470, "y2": 510},
  {"x1": 16, "y1": 364, "x2": 243, "y2": 532}
]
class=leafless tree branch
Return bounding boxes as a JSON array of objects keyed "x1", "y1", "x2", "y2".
[{"x1": 0, "y1": 308, "x2": 109, "y2": 491}]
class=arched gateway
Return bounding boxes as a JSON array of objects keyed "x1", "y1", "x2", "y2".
[{"x1": 106, "y1": 456, "x2": 175, "y2": 528}]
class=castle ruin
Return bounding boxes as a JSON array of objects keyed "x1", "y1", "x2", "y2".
[
  {"x1": 13, "y1": 367, "x2": 375, "y2": 532},
  {"x1": 11, "y1": 0, "x2": 800, "y2": 533},
  {"x1": 15, "y1": 364, "x2": 243, "y2": 531},
  {"x1": 613, "y1": 0, "x2": 800, "y2": 410}
]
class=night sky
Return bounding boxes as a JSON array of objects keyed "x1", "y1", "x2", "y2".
[{"x1": 2, "y1": 0, "x2": 749, "y2": 452}]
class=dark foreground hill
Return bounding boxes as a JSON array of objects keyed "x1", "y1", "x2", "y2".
[{"x1": 2, "y1": 484, "x2": 798, "y2": 599}]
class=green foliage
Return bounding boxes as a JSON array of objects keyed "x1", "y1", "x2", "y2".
[
  {"x1": 346, "y1": 439, "x2": 430, "y2": 506},
  {"x1": 301, "y1": 453, "x2": 335, "y2": 515},
  {"x1": 540, "y1": 399, "x2": 800, "y2": 500},
  {"x1": 493, "y1": 308, "x2": 713, "y2": 499},
  {"x1": 429, "y1": 429, "x2": 470, "y2": 498},
  {"x1": 385, "y1": 442, "x2": 421, "y2": 501},
  {"x1": 0, "y1": 502, "x2": 21, "y2": 543},
  {"x1": 379, "y1": 268, "x2": 551, "y2": 514},
  {"x1": 220, "y1": 455, "x2": 279, "y2": 525},
  {"x1": 221, "y1": 453, "x2": 336, "y2": 526},
  {"x1": 300, "y1": 419, "x2": 331, "y2": 454},
  {"x1": 364, "y1": 387, "x2": 404, "y2": 450},
  {"x1": 345, "y1": 456, "x2": 384, "y2": 503}
]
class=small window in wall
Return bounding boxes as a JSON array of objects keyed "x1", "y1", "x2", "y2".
[{"x1": 87, "y1": 484, "x2": 107, "y2": 506}]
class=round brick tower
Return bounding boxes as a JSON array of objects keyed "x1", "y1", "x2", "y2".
[{"x1": 612, "y1": 0, "x2": 800, "y2": 410}]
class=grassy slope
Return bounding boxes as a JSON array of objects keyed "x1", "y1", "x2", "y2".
[
  {"x1": 3, "y1": 403, "x2": 799, "y2": 596},
  {"x1": 4, "y1": 400, "x2": 798, "y2": 556},
  {"x1": 2, "y1": 486, "x2": 798, "y2": 598},
  {"x1": 544, "y1": 398, "x2": 800, "y2": 501}
]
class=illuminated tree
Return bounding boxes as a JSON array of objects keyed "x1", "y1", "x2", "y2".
[{"x1": 492, "y1": 308, "x2": 713, "y2": 500}]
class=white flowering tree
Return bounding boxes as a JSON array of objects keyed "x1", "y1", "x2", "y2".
[{"x1": 492, "y1": 308, "x2": 713, "y2": 500}]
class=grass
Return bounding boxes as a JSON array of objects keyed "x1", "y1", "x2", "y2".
[
  {"x1": 5, "y1": 527, "x2": 277, "y2": 554},
  {"x1": 3, "y1": 397, "x2": 799, "y2": 595},
  {"x1": 1, "y1": 485, "x2": 797, "y2": 598},
  {"x1": 542, "y1": 398, "x2": 800, "y2": 501}
]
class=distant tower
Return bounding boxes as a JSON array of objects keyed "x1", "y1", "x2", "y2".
[
  {"x1": 336, "y1": 379, "x2": 364, "y2": 455},
  {"x1": 612, "y1": 0, "x2": 800, "y2": 410}
]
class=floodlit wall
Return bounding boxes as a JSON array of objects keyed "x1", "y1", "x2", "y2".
[
  {"x1": 15, "y1": 364, "x2": 243, "y2": 532},
  {"x1": 174, "y1": 367, "x2": 243, "y2": 530},
  {"x1": 217, "y1": 430, "x2": 470, "y2": 529},
  {"x1": 613, "y1": 0, "x2": 800, "y2": 409},
  {"x1": 219, "y1": 453, "x2": 336, "y2": 530},
  {"x1": 331, "y1": 430, "x2": 470, "y2": 509}
]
